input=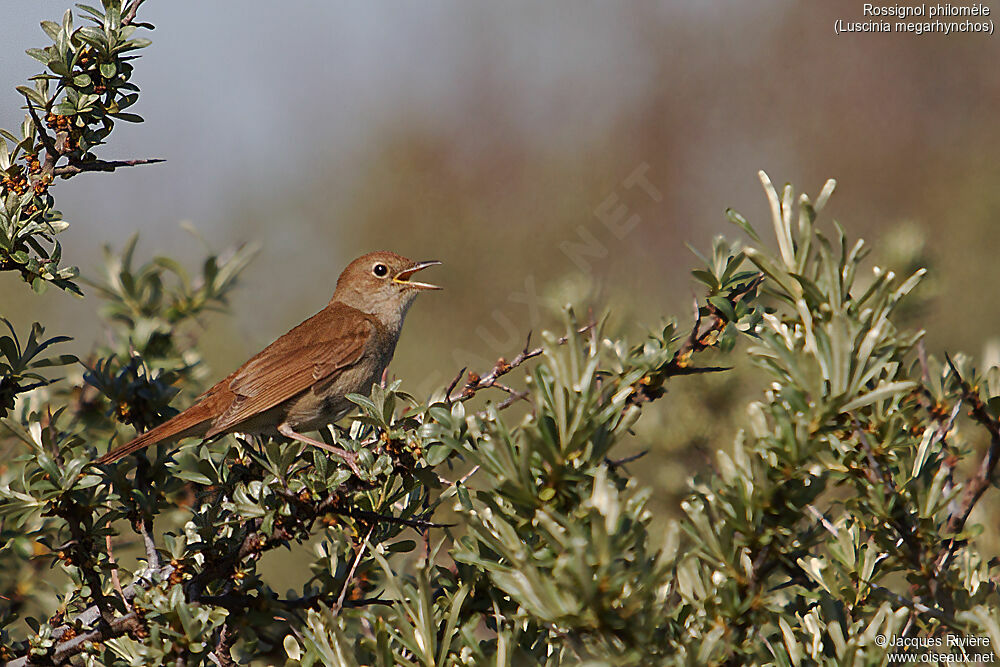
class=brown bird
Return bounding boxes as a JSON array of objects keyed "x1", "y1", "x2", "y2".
[{"x1": 96, "y1": 251, "x2": 441, "y2": 473}]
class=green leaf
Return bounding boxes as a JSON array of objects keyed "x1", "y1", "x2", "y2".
[
  {"x1": 31, "y1": 354, "x2": 79, "y2": 368},
  {"x1": 123, "y1": 37, "x2": 152, "y2": 49},
  {"x1": 840, "y1": 381, "x2": 916, "y2": 412},
  {"x1": 387, "y1": 540, "x2": 416, "y2": 553},
  {"x1": 707, "y1": 295, "x2": 737, "y2": 323},
  {"x1": 174, "y1": 469, "x2": 213, "y2": 485},
  {"x1": 25, "y1": 48, "x2": 50, "y2": 63},
  {"x1": 0, "y1": 336, "x2": 18, "y2": 363},
  {"x1": 691, "y1": 269, "x2": 720, "y2": 291},
  {"x1": 110, "y1": 112, "x2": 143, "y2": 123},
  {"x1": 15, "y1": 86, "x2": 47, "y2": 107},
  {"x1": 726, "y1": 207, "x2": 762, "y2": 243},
  {"x1": 40, "y1": 20, "x2": 61, "y2": 41}
]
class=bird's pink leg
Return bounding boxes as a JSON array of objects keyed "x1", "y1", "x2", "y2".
[{"x1": 277, "y1": 423, "x2": 360, "y2": 476}]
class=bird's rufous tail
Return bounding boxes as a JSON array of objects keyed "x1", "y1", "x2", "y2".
[{"x1": 96, "y1": 407, "x2": 211, "y2": 465}]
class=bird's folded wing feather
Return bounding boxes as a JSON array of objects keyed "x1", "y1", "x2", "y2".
[{"x1": 204, "y1": 303, "x2": 373, "y2": 437}]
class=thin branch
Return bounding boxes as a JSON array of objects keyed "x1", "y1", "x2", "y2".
[
  {"x1": 605, "y1": 450, "x2": 649, "y2": 470},
  {"x1": 132, "y1": 450, "x2": 161, "y2": 576},
  {"x1": 106, "y1": 534, "x2": 127, "y2": 605},
  {"x1": 934, "y1": 354, "x2": 1000, "y2": 573},
  {"x1": 917, "y1": 339, "x2": 931, "y2": 385},
  {"x1": 334, "y1": 525, "x2": 375, "y2": 614},
  {"x1": 853, "y1": 419, "x2": 891, "y2": 489},
  {"x1": 487, "y1": 389, "x2": 529, "y2": 413},
  {"x1": 446, "y1": 324, "x2": 595, "y2": 405},
  {"x1": 53, "y1": 157, "x2": 165, "y2": 176},
  {"x1": 122, "y1": 0, "x2": 147, "y2": 26},
  {"x1": 210, "y1": 623, "x2": 237, "y2": 667},
  {"x1": 444, "y1": 366, "x2": 466, "y2": 402},
  {"x1": 490, "y1": 381, "x2": 522, "y2": 396},
  {"x1": 687, "y1": 294, "x2": 703, "y2": 349},
  {"x1": 805, "y1": 504, "x2": 839, "y2": 538},
  {"x1": 139, "y1": 517, "x2": 160, "y2": 572},
  {"x1": 332, "y1": 506, "x2": 451, "y2": 530},
  {"x1": 23, "y1": 96, "x2": 57, "y2": 157},
  {"x1": 871, "y1": 586, "x2": 962, "y2": 631},
  {"x1": 630, "y1": 273, "x2": 764, "y2": 404},
  {"x1": 52, "y1": 562, "x2": 174, "y2": 641},
  {"x1": 6, "y1": 612, "x2": 142, "y2": 667},
  {"x1": 437, "y1": 464, "x2": 481, "y2": 489},
  {"x1": 201, "y1": 591, "x2": 391, "y2": 612}
]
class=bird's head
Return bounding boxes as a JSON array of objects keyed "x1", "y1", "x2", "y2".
[{"x1": 332, "y1": 251, "x2": 441, "y2": 331}]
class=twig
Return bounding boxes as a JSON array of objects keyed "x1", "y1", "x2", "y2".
[
  {"x1": 132, "y1": 449, "x2": 161, "y2": 575},
  {"x1": 437, "y1": 464, "x2": 481, "y2": 489},
  {"x1": 805, "y1": 504, "x2": 839, "y2": 538},
  {"x1": 853, "y1": 419, "x2": 891, "y2": 489},
  {"x1": 687, "y1": 294, "x2": 703, "y2": 349},
  {"x1": 444, "y1": 366, "x2": 466, "y2": 402},
  {"x1": 630, "y1": 273, "x2": 763, "y2": 404},
  {"x1": 605, "y1": 450, "x2": 648, "y2": 470},
  {"x1": 490, "y1": 381, "x2": 522, "y2": 396},
  {"x1": 487, "y1": 389, "x2": 529, "y2": 413},
  {"x1": 871, "y1": 586, "x2": 962, "y2": 631},
  {"x1": 50, "y1": 561, "x2": 173, "y2": 642},
  {"x1": 122, "y1": 0, "x2": 147, "y2": 26},
  {"x1": 23, "y1": 96, "x2": 57, "y2": 157},
  {"x1": 446, "y1": 324, "x2": 595, "y2": 405},
  {"x1": 201, "y1": 591, "x2": 391, "y2": 612},
  {"x1": 106, "y1": 535, "x2": 127, "y2": 605},
  {"x1": 23, "y1": 95, "x2": 163, "y2": 184},
  {"x1": 917, "y1": 339, "x2": 931, "y2": 385},
  {"x1": 139, "y1": 517, "x2": 160, "y2": 572},
  {"x1": 332, "y1": 506, "x2": 451, "y2": 530},
  {"x1": 6, "y1": 611, "x2": 142, "y2": 667},
  {"x1": 53, "y1": 157, "x2": 165, "y2": 176},
  {"x1": 934, "y1": 354, "x2": 1000, "y2": 573},
  {"x1": 334, "y1": 525, "x2": 375, "y2": 613},
  {"x1": 210, "y1": 623, "x2": 237, "y2": 667}
]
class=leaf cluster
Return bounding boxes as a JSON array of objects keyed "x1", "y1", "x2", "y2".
[{"x1": 0, "y1": 0, "x2": 153, "y2": 294}]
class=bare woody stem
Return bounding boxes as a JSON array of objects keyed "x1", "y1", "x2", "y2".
[
  {"x1": 934, "y1": 354, "x2": 1000, "y2": 574},
  {"x1": 122, "y1": 0, "x2": 147, "y2": 26}
]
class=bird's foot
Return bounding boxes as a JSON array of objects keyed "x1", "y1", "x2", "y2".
[{"x1": 277, "y1": 423, "x2": 362, "y2": 476}]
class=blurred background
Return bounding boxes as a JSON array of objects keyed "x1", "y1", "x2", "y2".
[{"x1": 3, "y1": 2, "x2": 1000, "y2": 549}]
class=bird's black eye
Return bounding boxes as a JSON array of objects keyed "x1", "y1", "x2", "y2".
[{"x1": 372, "y1": 263, "x2": 389, "y2": 277}]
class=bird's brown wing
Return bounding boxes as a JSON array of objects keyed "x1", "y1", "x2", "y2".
[{"x1": 204, "y1": 302, "x2": 373, "y2": 437}]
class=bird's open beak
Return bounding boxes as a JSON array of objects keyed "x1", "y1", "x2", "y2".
[{"x1": 393, "y1": 260, "x2": 442, "y2": 290}]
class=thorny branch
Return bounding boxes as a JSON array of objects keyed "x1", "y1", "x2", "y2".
[
  {"x1": 6, "y1": 612, "x2": 143, "y2": 667},
  {"x1": 25, "y1": 92, "x2": 164, "y2": 183},
  {"x1": 53, "y1": 157, "x2": 165, "y2": 177},
  {"x1": 335, "y1": 525, "x2": 376, "y2": 613},
  {"x1": 444, "y1": 322, "x2": 597, "y2": 406},
  {"x1": 442, "y1": 274, "x2": 762, "y2": 414},
  {"x1": 122, "y1": 0, "x2": 147, "y2": 26},
  {"x1": 935, "y1": 354, "x2": 1000, "y2": 573},
  {"x1": 629, "y1": 273, "x2": 763, "y2": 404},
  {"x1": 210, "y1": 623, "x2": 237, "y2": 667}
]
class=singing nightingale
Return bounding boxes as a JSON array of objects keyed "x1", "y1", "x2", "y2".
[{"x1": 96, "y1": 251, "x2": 441, "y2": 473}]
